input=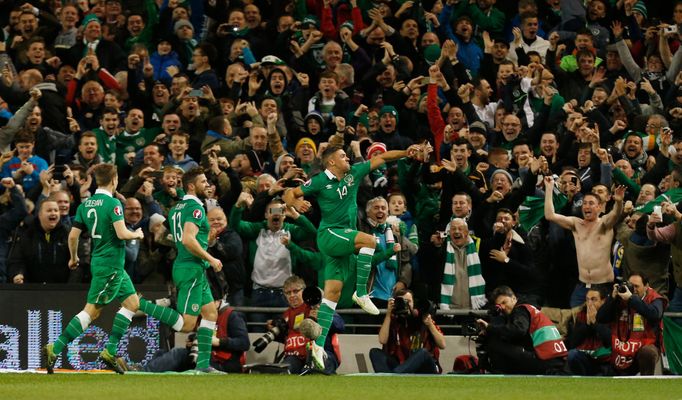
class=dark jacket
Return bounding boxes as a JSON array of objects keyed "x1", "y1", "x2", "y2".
[
  {"x1": 8, "y1": 216, "x2": 72, "y2": 283},
  {"x1": 209, "y1": 228, "x2": 247, "y2": 297},
  {"x1": 0, "y1": 187, "x2": 28, "y2": 283}
]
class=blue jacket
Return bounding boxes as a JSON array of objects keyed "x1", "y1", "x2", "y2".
[
  {"x1": 1, "y1": 155, "x2": 48, "y2": 192},
  {"x1": 150, "y1": 51, "x2": 183, "y2": 85}
]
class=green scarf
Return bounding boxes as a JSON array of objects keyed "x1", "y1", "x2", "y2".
[{"x1": 440, "y1": 236, "x2": 486, "y2": 310}]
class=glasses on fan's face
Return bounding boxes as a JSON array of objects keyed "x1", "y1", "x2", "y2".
[{"x1": 284, "y1": 288, "x2": 303, "y2": 296}]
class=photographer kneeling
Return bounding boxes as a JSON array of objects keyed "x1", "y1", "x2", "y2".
[
  {"x1": 369, "y1": 289, "x2": 446, "y2": 374},
  {"x1": 476, "y1": 286, "x2": 567, "y2": 374},
  {"x1": 257, "y1": 275, "x2": 343, "y2": 374}
]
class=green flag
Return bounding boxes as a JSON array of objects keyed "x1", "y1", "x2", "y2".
[
  {"x1": 663, "y1": 316, "x2": 682, "y2": 375},
  {"x1": 635, "y1": 188, "x2": 682, "y2": 214},
  {"x1": 518, "y1": 187, "x2": 568, "y2": 232}
]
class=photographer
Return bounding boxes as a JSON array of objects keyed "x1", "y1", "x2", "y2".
[
  {"x1": 476, "y1": 286, "x2": 567, "y2": 375},
  {"x1": 262, "y1": 276, "x2": 343, "y2": 374},
  {"x1": 596, "y1": 274, "x2": 667, "y2": 375},
  {"x1": 132, "y1": 299, "x2": 249, "y2": 373},
  {"x1": 369, "y1": 289, "x2": 445, "y2": 374}
]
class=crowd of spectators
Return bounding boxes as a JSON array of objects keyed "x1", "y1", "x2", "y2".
[{"x1": 0, "y1": 0, "x2": 680, "y2": 375}]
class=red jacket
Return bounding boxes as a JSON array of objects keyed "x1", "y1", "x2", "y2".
[{"x1": 611, "y1": 288, "x2": 667, "y2": 370}]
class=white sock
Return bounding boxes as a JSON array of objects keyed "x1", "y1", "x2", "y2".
[
  {"x1": 199, "y1": 319, "x2": 216, "y2": 330},
  {"x1": 117, "y1": 307, "x2": 135, "y2": 321},
  {"x1": 76, "y1": 311, "x2": 92, "y2": 330}
]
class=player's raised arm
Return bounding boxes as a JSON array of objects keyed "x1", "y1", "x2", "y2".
[{"x1": 283, "y1": 186, "x2": 311, "y2": 213}]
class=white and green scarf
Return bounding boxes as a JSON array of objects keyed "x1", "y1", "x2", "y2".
[{"x1": 440, "y1": 236, "x2": 487, "y2": 310}]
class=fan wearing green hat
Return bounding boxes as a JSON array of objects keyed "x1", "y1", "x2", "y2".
[
  {"x1": 373, "y1": 105, "x2": 413, "y2": 151},
  {"x1": 67, "y1": 14, "x2": 127, "y2": 72},
  {"x1": 291, "y1": 15, "x2": 326, "y2": 70}
]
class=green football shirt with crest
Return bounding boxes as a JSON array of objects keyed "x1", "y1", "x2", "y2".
[
  {"x1": 168, "y1": 194, "x2": 210, "y2": 270},
  {"x1": 301, "y1": 161, "x2": 370, "y2": 231},
  {"x1": 73, "y1": 189, "x2": 125, "y2": 270}
]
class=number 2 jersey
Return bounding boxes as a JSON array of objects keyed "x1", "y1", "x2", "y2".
[
  {"x1": 168, "y1": 194, "x2": 210, "y2": 270},
  {"x1": 73, "y1": 189, "x2": 125, "y2": 270}
]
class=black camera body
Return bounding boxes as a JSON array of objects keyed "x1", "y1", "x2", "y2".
[
  {"x1": 615, "y1": 276, "x2": 634, "y2": 294},
  {"x1": 252, "y1": 317, "x2": 288, "y2": 353},
  {"x1": 393, "y1": 297, "x2": 410, "y2": 318}
]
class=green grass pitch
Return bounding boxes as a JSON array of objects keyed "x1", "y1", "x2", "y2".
[{"x1": 2, "y1": 374, "x2": 682, "y2": 400}]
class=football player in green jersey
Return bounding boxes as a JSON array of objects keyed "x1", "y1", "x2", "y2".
[
  {"x1": 283, "y1": 142, "x2": 429, "y2": 369},
  {"x1": 168, "y1": 167, "x2": 224, "y2": 372},
  {"x1": 43, "y1": 164, "x2": 185, "y2": 374}
]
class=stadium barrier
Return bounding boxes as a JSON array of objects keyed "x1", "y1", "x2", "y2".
[{"x1": 1, "y1": 285, "x2": 680, "y2": 372}]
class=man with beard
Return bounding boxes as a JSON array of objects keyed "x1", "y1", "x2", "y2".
[
  {"x1": 619, "y1": 132, "x2": 649, "y2": 179},
  {"x1": 229, "y1": 194, "x2": 316, "y2": 328},
  {"x1": 72, "y1": 131, "x2": 102, "y2": 169},
  {"x1": 168, "y1": 167, "x2": 224, "y2": 372},
  {"x1": 544, "y1": 175, "x2": 625, "y2": 307}
]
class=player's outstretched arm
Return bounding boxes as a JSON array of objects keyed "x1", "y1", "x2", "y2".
[
  {"x1": 283, "y1": 187, "x2": 311, "y2": 213},
  {"x1": 370, "y1": 143, "x2": 430, "y2": 171},
  {"x1": 113, "y1": 220, "x2": 144, "y2": 240}
]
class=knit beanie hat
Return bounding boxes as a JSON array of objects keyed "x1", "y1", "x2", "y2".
[
  {"x1": 81, "y1": 14, "x2": 101, "y2": 28},
  {"x1": 632, "y1": 1, "x2": 647, "y2": 18},
  {"x1": 490, "y1": 169, "x2": 513, "y2": 186},
  {"x1": 275, "y1": 153, "x2": 294, "y2": 177},
  {"x1": 379, "y1": 105, "x2": 399, "y2": 124},
  {"x1": 366, "y1": 142, "x2": 387, "y2": 159},
  {"x1": 174, "y1": 19, "x2": 193, "y2": 32},
  {"x1": 295, "y1": 137, "x2": 317, "y2": 156}
]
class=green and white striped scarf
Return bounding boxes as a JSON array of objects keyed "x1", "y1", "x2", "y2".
[{"x1": 440, "y1": 236, "x2": 487, "y2": 310}]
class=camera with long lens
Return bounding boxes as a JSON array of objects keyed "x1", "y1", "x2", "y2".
[
  {"x1": 415, "y1": 298, "x2": 437, "y2": 318},
  {"x1": 615, "y1": 276, "x2": 634, "y2": 294},
  {"x1": 253, "y1": 318, "x2": 288, "y2": 353},
  {"x1": 187, "y1": 333, "x2": 199, "y2": 365},
  {"x1": 302, "y1": 286, "x2": 322, "y2": 307}
]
